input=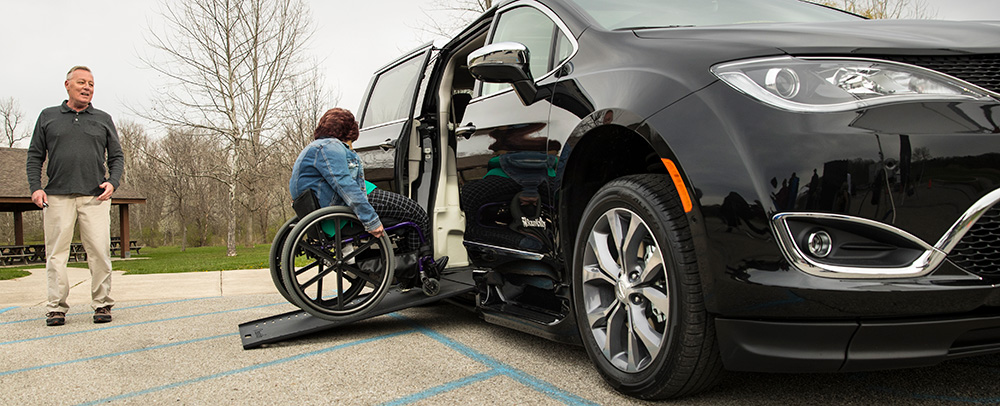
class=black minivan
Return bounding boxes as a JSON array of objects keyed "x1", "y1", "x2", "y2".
[{"x1": 296, "y1": 0, "x2": 1000, "y2": 399}]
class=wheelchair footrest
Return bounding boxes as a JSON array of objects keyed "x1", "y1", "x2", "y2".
[{"x1": 238, "y1": 271, "x2": 475, "y2": 349}]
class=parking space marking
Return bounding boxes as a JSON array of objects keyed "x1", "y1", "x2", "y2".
[
  {"x1": 0, "y1": 307, "x2": 14, "y2": 315},
  {"x1": 392, "y1": 314, "x2": 600, "y2": 406},
  {"x1": 0, "y1": 302, "x2": 283, "y2": 346},
  {"x1": 379, "y1": 370, "x2": 502, "y2": 406},
  {"x1": 0, "y1": 333, "x2": 235, "y2": 377},
  {"x1": 73, "y1": 329, "x2": 416, "y2": 406},
  {"x1": 0, "y1": 297, "x2": 217, "y2": 326},
  {"x1": 6, "y1": 298, "x2": 597, "y2": 405}
]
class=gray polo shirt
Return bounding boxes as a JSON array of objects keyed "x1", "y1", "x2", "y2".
[{"x1": 26, "y1": 101, "x2": 124, "y2": 196}]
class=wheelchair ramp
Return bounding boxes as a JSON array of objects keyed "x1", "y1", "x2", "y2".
[{"x1": 239, "y1": 271, "x2": 475, "y2": 349}]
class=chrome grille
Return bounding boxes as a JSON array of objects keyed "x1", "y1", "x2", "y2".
[
  {"x1": 883, "y1": 54, "x2": 1000, "y2": 94},
  {"x1": 949, "y1": 205, "x2": 1000, "y2": 276}
]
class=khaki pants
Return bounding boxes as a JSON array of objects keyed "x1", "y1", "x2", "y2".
[{"x1": 44, "y1": 195, "x2": 114, "y2": 313}]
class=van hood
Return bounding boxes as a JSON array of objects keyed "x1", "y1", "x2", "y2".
[{"x1": 633, "y1": 20, "x2": 1000, "y2": 57}]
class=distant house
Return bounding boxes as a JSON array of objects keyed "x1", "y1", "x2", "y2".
[{"x1": 0, "y1": 147, "x2": 145, "y2": 257}]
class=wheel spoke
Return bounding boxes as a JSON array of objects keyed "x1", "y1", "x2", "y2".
[
  {"x1": 629, "y1": 302, "x2": 662, "y2": 367},
  {"x1": 347, "y1": 237, "x2": 380, "y2": 261},
  {"x1": 605, "y1": 210, "x2": 626, "y2": 256},
  {"x1": 300, "y1": 263, "x2": 339, "y2": 291},
  {"x1": 299, "y1": 241, "x2": 337, "y2": 266},
  {"x1": 620, "y1": 216, "x2": 646, "y2": 275},
  {"x1": 336, "y1": 266, "x2": 344, "y2": 309},
  {"x1": 315, "y1": 272, "x2": 324, "y2": 302},
  {"x1": 604, "y1": 302, "x2": 627, "y2": 361},
  {"x1": 586, "y1": 293, "x2": 616, "y2": 329},
  {"x1": 341, "y1": 263, "x2": 380, "y2": 284},
  {"x1": 292, "y1": 260, "x2": 319, "y2": 277},
  {"x1": 641, "y1": 286, "x2": 669, "y2": 320},
  {"x1": 582, "y1": 263, "x2": 617, "y2": 286},
  {"x1": 626, "y1": 303, "x2": 641, "y2": 372},
  {"x1": 638, "y1": 245, "x2": 664, "y2": 284},
  {"x1": 587, "y1": 227, "x2": 621, "y2": 280}
]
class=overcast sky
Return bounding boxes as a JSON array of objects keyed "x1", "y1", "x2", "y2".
[{"x1": 2, "y1": 0, "x2": 999, "y2": 147}]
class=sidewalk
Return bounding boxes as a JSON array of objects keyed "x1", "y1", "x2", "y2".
[{"x1": 0, "y1": 266, "x2": 277, "y2": 308}]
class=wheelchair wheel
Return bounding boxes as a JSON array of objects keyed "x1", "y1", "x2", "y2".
[
  {"x1": 269, "y1": 216, "x2": 298, "y2": 304},
  {"x1": 280, "y1": 206, "x2": 395, "y2": 320}
]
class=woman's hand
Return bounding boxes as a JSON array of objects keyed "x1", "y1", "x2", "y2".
[{"x1": 370, "y1": 225, "x2": 385, "y2": 238}]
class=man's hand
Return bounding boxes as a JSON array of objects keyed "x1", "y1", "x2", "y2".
[
  {"x1": 97, "y1": 182, "x2": 115, "y2": 201},
  {"x1": 31, "y1": 190, "x2": 48, "y2": 208},
  {"x1": 370, "y1": 225, "x2": 385, "y2": 238}
]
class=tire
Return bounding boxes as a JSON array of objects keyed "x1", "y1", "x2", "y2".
[
  {"x1": 269, "y1": 216, "x2": 298, "y2": 304},
  {"x1": 572, "y1": 174, "x2": 721, "y2": 399},
  {"x1": 280, "y1": 206, "x2": 395, "y2": 320}
]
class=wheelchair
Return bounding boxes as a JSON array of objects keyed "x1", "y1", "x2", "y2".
[{"x1": 269, "y1": 191, "x2": 443, "y2": 321}]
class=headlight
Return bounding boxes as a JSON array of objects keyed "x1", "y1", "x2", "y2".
[{"x1": 711, "y1": 56, "x2": 995, "y2": 113}]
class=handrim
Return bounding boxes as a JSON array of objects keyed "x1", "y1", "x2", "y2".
[{"x1": 283, "y1": 211, "x2": 393, "y2": 318}]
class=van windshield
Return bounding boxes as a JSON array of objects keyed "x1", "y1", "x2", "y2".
[{"x1": 569, "y1": 0, "x2": 862, "y2": 30}]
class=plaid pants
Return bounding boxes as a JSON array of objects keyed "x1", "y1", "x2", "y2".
[{"x1": 367, "y1": 189, "x2": 429, "y2": 253}]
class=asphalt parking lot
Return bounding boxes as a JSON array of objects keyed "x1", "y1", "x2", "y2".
[{"x1": 3, "y1": 268, "x2": 1000, "y2": 405}]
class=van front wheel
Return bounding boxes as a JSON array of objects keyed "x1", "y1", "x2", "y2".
[{"x1": 572, "y1": 174, "x2": 721, "y2": 399}]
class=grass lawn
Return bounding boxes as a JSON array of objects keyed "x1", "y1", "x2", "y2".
[
  {"x1": 0, "y1": 244, "x2": 271, "y2": 278},
  {"x1": 0, "y1": 269, "x2": 31, "y2": 281}
]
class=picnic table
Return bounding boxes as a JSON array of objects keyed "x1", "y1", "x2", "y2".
[
  {"x1": 110, "y1": 238, "x2": 144, "y2": 256},
  {"x1": 70, "y1": 243, "x2": 88, "y2": 262},
  {"x1": 1, "y1": 240, "x2": 143, "y2": 265},
  {"x1": 0, "y1": 245, "x2": 37, "y2": 265}
]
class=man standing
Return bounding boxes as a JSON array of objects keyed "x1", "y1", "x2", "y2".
[{"x1": 26, "y1": 66, "x2": 124, "y2": 326}]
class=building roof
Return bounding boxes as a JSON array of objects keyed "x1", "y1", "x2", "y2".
[{"x1": 0, "y1": 147, "x2": 145, "y2": 212}]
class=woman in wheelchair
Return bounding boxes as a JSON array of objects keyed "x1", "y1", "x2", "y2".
[{"x1": 277, "y1": 108, "x2": 446, "y2": 320}]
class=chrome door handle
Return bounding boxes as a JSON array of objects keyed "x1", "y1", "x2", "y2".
[{"x1": 455, "y1": 124, "x2": 476, "y2": 139}]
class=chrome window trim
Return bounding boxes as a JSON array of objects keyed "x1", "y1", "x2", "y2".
[
  {"x1": 470, "y1": 0, "x2": 580, "y2": 103},
  {"x1": 772, "y1": 188, "x2": 1000, "y2": 279},
  {"x1": 359, "y1": 117, "x2": 408, "y2": 132}
]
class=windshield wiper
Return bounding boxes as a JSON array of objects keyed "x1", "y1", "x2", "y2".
[{"x1": 615, "y1": 25, "x2": 696, "y2": 31}]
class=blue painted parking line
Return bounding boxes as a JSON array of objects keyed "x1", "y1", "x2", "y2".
[
  {"x1": 0, "y1": 306, "x2": 15, "y2": 315},
  {"x1": 0, "y1": 302, "x2": 284, "y2": 346},
  {"x1": 0, "y1": 333, "x2": 235, "y2": 377},
  {"x1": 390, "y1": 314, "x2": 599, "y2": 406},
  {"x1": 0, "y1": 297, "x2": 218, "y2": 326},
  {"x1": 74, "y1": 329, "x2": 416, "y2": 406},
  {"x1": 379, "y1": 370, "x2": 501, "y2": 406}
]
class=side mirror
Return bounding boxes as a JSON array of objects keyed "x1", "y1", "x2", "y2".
[{"x1": 468, "y1": 42, "x2": 538, "y2": 105}]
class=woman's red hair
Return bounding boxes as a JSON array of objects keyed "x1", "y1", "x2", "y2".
[{"x1": 314, "y1": 108, "x2": 359, "y2": 142}]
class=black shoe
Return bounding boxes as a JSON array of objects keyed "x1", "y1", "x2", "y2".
[
  {"x1": 93, "y1": 306, "x2": 112, "y2": 323},
  {"x1": 434, "y1": 256, "x2": 449, "y2": 273},
  {"x1": 46, "y1": 312, "x2": 66, "y2": 326}
]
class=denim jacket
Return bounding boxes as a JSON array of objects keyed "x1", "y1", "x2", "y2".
[{"x1": 289, "y1": 138, "x2": 382, "y2": 231}]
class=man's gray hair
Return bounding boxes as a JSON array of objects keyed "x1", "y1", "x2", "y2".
[{"x1": 66, "y1": 66, "x2": 92, "y2": 80}]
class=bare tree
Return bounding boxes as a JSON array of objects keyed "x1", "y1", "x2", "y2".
[
  {"x1": 140, "y1": 0, "x2": 315, "y2": 256},
  {"x1": 1, "y1": 97, "x2": 29, "y2": 148},
  {"x1": 418, "y1": 0, "x2": 493, "y2": 40},
  {"x1": 816, "y1": 0, "x2": 934, "y2": 19},
  {"x1": 116, "y1": 120, "x2": 155, "y2": 245},
  {"x1": 263, "y1": 66, "x2": 339, "y2": 225}
]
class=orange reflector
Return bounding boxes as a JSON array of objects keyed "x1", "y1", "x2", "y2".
[{"x1": 661, "y1": 158, "x2": 693, "y2": 213}]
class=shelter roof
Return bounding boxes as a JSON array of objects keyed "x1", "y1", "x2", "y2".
[{"x1": 0, "y1": 147, "x2": 145, "y2": 211}]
